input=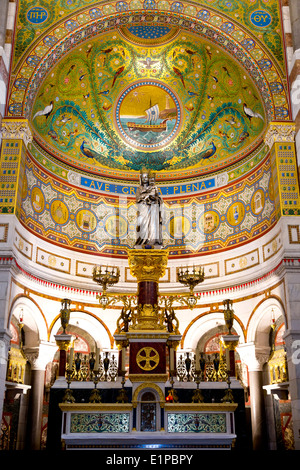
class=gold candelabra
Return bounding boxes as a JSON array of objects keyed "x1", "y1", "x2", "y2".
[
  {"x1": 177, "y1": 265, "x2": 205, "y2": 308},
  {"x1": 92, "y1": 265, "x2": 120, "y2": 307},
  {"x1": 62, "y1": 367, "x2": 75, "y2": 403},
  {"x1": 89, "y1": 369, "x2": 102, "y2": 403}
]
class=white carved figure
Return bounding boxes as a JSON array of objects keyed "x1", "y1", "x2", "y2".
[{"x1": 135, "y1": 169, "x2": 163, "y2": 248}]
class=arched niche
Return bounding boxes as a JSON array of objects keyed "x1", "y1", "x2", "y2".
[
  {"x1": 246, "y1": 297, "x2": 286, "y2": 348},
  {"x1": 132, "y1": 383, "x2": 164, "y2": 432},
  {"x1": 9, "y1": 296, "x2": 48, "y2": 348},
  {"x1": 181, "y1": 309, "x2": 245, "y2": 351},
  {"x1": 49, "y1": 309, "x2": 114, "y2": 350}
]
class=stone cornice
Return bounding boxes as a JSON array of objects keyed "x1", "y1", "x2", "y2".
[
  {"x1": 264, "y1": 122, "x2": 296, "y2": 148},
  {"x1": 0, "y1": 118, "x2": 32, "y2": 147}
]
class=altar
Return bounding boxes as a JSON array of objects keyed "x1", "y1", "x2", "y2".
[
  {"x1": 59, "y1": 401, "x2": 237, "y2": 450},
  {"x1": 46, "y1": 172, "x2": 245, "y2": 451}
]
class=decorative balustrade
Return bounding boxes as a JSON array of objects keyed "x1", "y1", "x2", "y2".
[
  {"x1": 67, "y1": 351, "x2": 118, "y2": 382},
  {"x1": 176, "y1": 352, "x2": 228, "y2": 382}
]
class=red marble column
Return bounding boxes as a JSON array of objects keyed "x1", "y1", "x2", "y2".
[
  {"x1": 54, "y1": 334, "x2": 72, "y2": 377},
  {"x1": 138, "y1": 280, "x2": 158, "y2": 306}
]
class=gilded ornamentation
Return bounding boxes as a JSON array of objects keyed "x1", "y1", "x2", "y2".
[
  {"x1": 0, "y1": 118, "x2": 33, "y2": 147},
  {"x1": 130, "y1": 304, "x2": 165, "y2": 331},
  {"x1": 223, "y1": 299, "x2": 234, "y2": 334},
  {"x1": 129, "y1": 373, "x2": 168, "y2": 383},
  {"x1": 127, "y1": 249, "x2": 169, "y2": 282},
  {"x1": 132, "y1": 382, "x2": 165, "y2": 408},
  {"x1": 59, "y1": 403, "x2": 133, "y2": 412},
  {"x1": 268, "y1": 348, "x2": 288, "y2": 384},
  {"x1": 116, "y1": 296, "x2": 137, "y2": 333},
  {"x1": 164, "y1": 403, "x2": 237, "y2": 412},
  {"x1": 60, "y1": 298, "x2": 71, "y2": 333},
  {"x1": 54, "y1": 333, "x2": 72, "y2": 351},
  {"x1": 6, "y1": 346, "x2": 27, "y2": 384},
  {"x1": 264, "y1": 122, "x2": 296, "y2": 148},
  {"x1": 136, "y1": 347, "x2": 160, "y2": 371}
]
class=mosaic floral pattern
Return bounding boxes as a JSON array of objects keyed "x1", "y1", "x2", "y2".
[
  {"x1": 29, "y1": 29, "x2": 266, "y2": 173},
  {"x1": 19, "y1": 152, "x2": 276, "y2": 257},
  {"x1": 167, "y1": 412, "x2": 227, "y2": 433},
  {"x1": 8, "y1": 0, "x2": 289, "y2": 182},
  {"x1": 13, "y1": 0, "x2": 285, "y2": 72},
  {"x1": 6, "y1": 0, "x2": 289, "y2": 259}
]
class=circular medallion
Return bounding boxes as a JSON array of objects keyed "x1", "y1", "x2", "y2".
[
  {"x1": 199, "y1": 211, "x2": 220, "y2": 233},
  {"x1": 250, "y1": 10, "x2": 272, "y2": 28},
  {"x1": 251, "y1": 189, "x2": 265, "y2": 215},
  {"x1": 105, "y1": 215, "x2": 128, "y2": 238},
  {"x1": 50, "y1": 200, "x2": 69, "y2": 225},
  {"x1": 76, "y1": 209, "x2": 97, "y2": 232},
  {"x1": 168, "y1": 216, "x2": 191, "y2": 238},
  {"x1": 114, "y1": 80, "x2": 182, "y2": 150},
  {"x1": 31, "y1": 187, "x2": 45, "y2": 213},
  {"x1": 136, "y1": 347, "x2": 160, "y2": 371},
  {"x1": 27, "y1": 7, "x2": 48, "y2": 24}
]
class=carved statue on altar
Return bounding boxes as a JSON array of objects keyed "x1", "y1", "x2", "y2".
[{"x1": 135, "y1": 169, "x2": 163, "y2": 248}]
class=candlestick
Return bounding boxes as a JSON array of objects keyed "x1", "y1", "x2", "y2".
[
  {"x1": 95, "y1": 347, "x2": 99, "y2": 370},
  {"x1": 196, "y1": 349, "x2": 199, "y2": 368},
  {"x1": 170, "y1": 346, "x2": 174, "y2": 371},
  {"x1": 69, "y1": 347, "x2": 74, "y2": 368},
  {"x1": 122, "y1": 347, "x2": 126, "y2": 372}
]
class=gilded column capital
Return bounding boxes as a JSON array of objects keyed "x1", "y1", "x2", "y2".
[
  {"x1": 54, "y1": 333, "x2": 72, "y2": 351},
  {"x1": 264, "y1": 121, "x2": 296, "y2": 148},
  {"x1": 221, "y1": 334, "x2": 240, "y2": 351},
  {"x1": 0, "y1": 118, "x2": 33, "y2": 147},
  {"x1": 127, "y1": 248, "x2": 169, "y2": 282}
]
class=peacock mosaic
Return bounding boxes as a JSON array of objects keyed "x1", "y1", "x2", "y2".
[{"x1": 28, "y1": 28, "x2": 266, "y2": 174}]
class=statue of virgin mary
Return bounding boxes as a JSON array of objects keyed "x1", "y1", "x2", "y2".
[{"x1": 135, "y1": 169, "x2": 163, "y2": 248}]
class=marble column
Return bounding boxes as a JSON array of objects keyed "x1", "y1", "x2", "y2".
[
  {"x1": 283, "y1": 329, "x2": 300, "y2": 450},
  {"x1": 281, "y1": 260, "x2": 300, "y2": 450},
  {"x1": 289, "y1": 0, "x2": 300, "y2": 52},
  {"x1": 221, "y1": 335, "x2": 240, "y2": 377},
  {"x1": 54, "y1": 333, "x2": 72, "y2": 378},
  {"x1": 24, "y1": 342, "x2": 57, "y2": 450},
  {"x1": 0, "y1": 330, "x2": 12, "y2": 421},
  {"x1": 0, "y1": 0, "x2": 9, "y2": 48},
  {"x1": 237, "y1": 343, "x2": 270, "y2": 450}
]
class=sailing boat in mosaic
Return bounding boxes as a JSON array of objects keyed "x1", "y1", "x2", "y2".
[{"x1": 127, "y1": 98, "x2": 168, "y2": 133}]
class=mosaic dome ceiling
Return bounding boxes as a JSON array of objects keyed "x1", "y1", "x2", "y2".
[
  {"x1": 5, "y1": 1, "x2": 290, "y2": 258},
  {"x1": 8, "y1": 0, "x2": 289, "y2": 185},
  {"x1": 29, "y1": 25, "x2": 267, "y2": 177}
]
